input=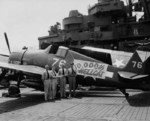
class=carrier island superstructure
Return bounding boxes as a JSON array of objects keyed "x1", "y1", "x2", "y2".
[{"x1": 38, "y1": 0, "x2": 150, "y2": 52}]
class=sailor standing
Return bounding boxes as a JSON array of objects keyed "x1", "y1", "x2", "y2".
[
  {"x1": 68, "y1": 63, "x2": 77, "y2": 98},
  {"x1": 42, "y1": 65, "x2": 52, "y2": 101},
  {"x1": 49, "y1": 65, "x2": 57, "y2": 100},
  {"x1": 58, "y1": 64, "x2": 68, "y2": 98}
]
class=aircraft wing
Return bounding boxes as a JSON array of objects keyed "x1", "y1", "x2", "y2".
[
  {"x1": 0, "y1": 61, "x2": 45, "y2": 75},
  {"x1": 0, "y1": 54, "x2": 9, "y2": 62},
  {"x1": 118, "y1": 71, "x2": 148, "y2": 80}
]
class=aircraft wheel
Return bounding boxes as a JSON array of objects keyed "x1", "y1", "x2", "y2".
[{"x1": 8, "y1": 85, "x2": 21, "y2": 97}]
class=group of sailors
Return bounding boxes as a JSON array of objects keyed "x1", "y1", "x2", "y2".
[{"x1": 42, "y1": 63, "x2": 76, "y2": 101}]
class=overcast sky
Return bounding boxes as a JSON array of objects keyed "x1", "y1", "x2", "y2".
[{"x1": 0, "y1": 0, "x2": 98, "y2": 54}]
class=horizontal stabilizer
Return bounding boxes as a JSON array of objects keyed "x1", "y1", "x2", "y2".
[{"x1": 118, "y1": 71, "x2": 148, "y2": 80}]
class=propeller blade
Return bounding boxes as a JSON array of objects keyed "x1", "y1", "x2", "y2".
[
  {"x1": 0, "y1": 54, "x2": 9, "y2": 57},
  {"x1": 4, "y1": 32, "x2": 11, "y2": 54}
]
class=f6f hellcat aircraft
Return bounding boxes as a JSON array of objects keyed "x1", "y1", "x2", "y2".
[{"x1": 0, "y1": 33, "x2": 150, "y2": 97}]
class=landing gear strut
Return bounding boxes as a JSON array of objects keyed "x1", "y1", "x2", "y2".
[
  {"x1": 0, "y1": 69, "x2": 7, "y2": 82},
  {"x1": 120, "y1": 89, "x2": 129, "y2": 98},
  {"x1": 7, "y1": 72, "x2": 22, "y2": 97}
]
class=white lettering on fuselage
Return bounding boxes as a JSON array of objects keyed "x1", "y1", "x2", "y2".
[{"x1": 74, "y1": 59, "x2": 108, "y2": 80}]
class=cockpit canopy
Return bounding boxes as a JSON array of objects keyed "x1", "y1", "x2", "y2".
[
  {"x1": 45, "y1": 44, "x2": 69, "y2": 58},
  {"x1": 56, "y1": 46, "x2": 69, "y2": 58}
]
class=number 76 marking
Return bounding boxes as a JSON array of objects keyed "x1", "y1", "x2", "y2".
[
  {"x1": 132, "y1": 61, "x2": 142, "y2": 68},
  {"x1": 52, "y1": 58, "x2": 66, "y2": 67}
]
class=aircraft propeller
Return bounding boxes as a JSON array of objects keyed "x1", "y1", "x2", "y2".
[{"x1": 4, "y1": 32, "x2": 11, "y2": 54}]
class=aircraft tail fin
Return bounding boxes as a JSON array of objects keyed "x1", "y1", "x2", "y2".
[{"x1": 124, "y1": 51, "x2": 147, "y2": 74}]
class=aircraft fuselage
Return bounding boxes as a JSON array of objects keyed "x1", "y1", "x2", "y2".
[{"x1": 8, "y1": 46, "x2": 150, "y2": 91}]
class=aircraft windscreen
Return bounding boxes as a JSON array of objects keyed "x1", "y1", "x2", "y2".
[
  {"x1": 45, "y1": 44, "x2": 59, "y2": 54},
  {"x1": 49, "y1": 44, "x2": 59, "y2": 54}
]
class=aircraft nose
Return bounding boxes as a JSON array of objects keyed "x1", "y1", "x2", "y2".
[{"x1": 9, "y1": 50, "x2": 25, "y2": 64}]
